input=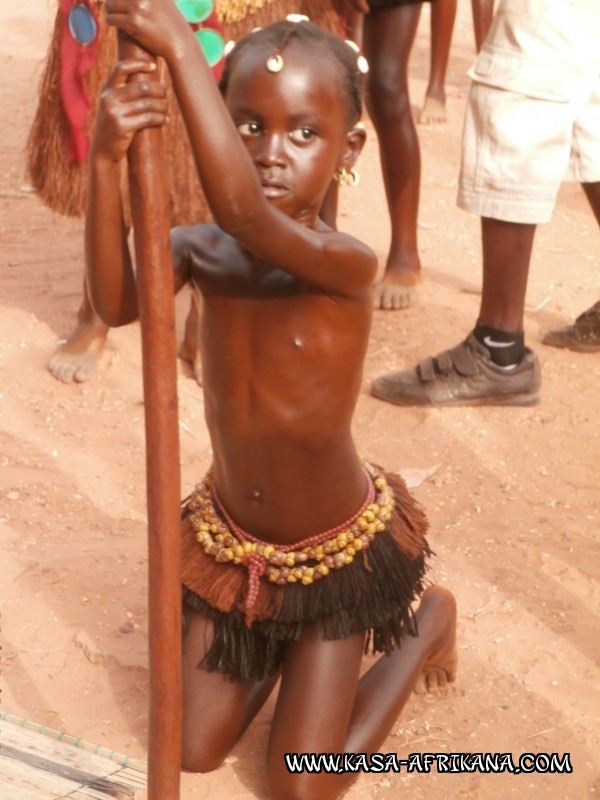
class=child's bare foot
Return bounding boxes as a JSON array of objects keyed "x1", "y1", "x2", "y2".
[
  {"x1": 413, "y1": 586, "x2": 457, "y2": 695},
  {"x1": 48, "y1": 321, "x2": 109, "y2": 384},
  {"x1": 419, "y1": 94, "x2": 447, "y2": 125},
  {"x1": 373, "y1": 271, "x2": 422, "y2": 310}
]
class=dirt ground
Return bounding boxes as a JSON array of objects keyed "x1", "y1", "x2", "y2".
[{"x1": 1, "y1": 2, "x2": 599, "y2": 799}]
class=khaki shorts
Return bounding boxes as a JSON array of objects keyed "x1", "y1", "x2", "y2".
[{"x1": 458, "y1": 0, "x2": 600, "y2": 224}]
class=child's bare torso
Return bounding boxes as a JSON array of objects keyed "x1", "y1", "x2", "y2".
[{"x1": 174, "y1": 224, "x2": 373, "y2": 544}]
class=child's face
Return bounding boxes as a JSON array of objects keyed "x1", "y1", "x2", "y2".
[{"x1": 224, "y1": 41, "x2": 360, "y2": 224}]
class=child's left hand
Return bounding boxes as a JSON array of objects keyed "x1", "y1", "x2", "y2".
[
  {"x1": 91, "y1": 59, "x2": 168, "y2": 163},
  {"x1": 105, "y1": 0, "x2": 192, "y2": 62}
]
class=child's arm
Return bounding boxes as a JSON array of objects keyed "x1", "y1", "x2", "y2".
[
  {"x1": 105, "y1": 0, "x2": 377, "y2": 298},
  {"x1": 85, "y1": 59, "x2": 186, "y2": 326}
]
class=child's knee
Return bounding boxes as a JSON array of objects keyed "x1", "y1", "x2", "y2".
[
  {"x1": 181, "y1": 736, "x2": 227, "y2": 774},
  {"x1": 181, "y1": 720, "x2": 235, "y2": 774},
  {"x1": 367, "y1": 78, "x2": 412, "y2": 124}
]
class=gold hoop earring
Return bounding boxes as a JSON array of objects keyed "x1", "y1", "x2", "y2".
[{"x1": 335, "y1": 167, "x2": 360, "y2": 187}]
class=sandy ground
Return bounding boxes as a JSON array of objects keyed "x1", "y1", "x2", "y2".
[{"x1": 1, "y1": 2, "x2": 599, "y2": 799}]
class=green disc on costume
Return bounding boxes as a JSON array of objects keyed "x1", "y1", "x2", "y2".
[
  {"x1": 68, "y1": 4, "x2": 98, "y2": 46},
  {"x1": 176, "y1": 0, "x2": 213, "y2": 24},
  {"x1": 195, "y1": 28, "x2": 225, "y2": 67}
]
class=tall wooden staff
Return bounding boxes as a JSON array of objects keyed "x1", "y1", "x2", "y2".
[{"x1": 117, "y1": 31, "x2": 182, "y2": 800}]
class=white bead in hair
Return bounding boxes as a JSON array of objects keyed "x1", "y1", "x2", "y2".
[
  {"x1": 286, "y1": 14, "x2": 309, "y2": 23},
  {"x1": 266, "y1": 52, "x2": 284, "y2": 73},
  {"x1": 345, "y1": 38, "x2": 369, "y2": 73}
]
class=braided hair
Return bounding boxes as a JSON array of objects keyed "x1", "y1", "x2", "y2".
[{"x1": 219, "y1": 20, "x2": 364, "y2": 127}]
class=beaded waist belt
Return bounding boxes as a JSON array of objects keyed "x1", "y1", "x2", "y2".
[{"x1": 187, "y1": 462, "x2": 395, "y2": 610}]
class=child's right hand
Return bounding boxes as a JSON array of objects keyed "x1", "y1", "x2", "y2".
[{"x1": 91, "y1": 59, "x2": 168, "y2": 163}]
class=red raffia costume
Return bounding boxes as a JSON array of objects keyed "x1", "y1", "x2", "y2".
[{"x1": 26, "y1": 0, "x2": 343, "y2": 224}]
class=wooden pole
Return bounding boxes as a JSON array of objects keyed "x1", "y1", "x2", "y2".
[{"x1": 117, "y1": 32, "x2": 182, "y2": 800}]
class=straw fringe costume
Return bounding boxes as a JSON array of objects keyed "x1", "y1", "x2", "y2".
[
  {"x1": 26, "y1": 0, "x2": 343, "y2": 224},
  {"x1": 181, "y1": 463, "x2": 431, "y2": 682}
]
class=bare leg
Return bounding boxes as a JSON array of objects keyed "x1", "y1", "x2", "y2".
[
  {"x1": 471, "y1": 0, "x2": 494, "y2": 52},
  {"x1": 181, "y1": 610, "x2": 279, "y2": 772},
  {"x1": 266, "y1": 586, "x2": 457, "y2": 800},
  {"x1": 48, "y1": 275, "x2": 109, "y2": 383},
  {"x1": 478, "y1": 218, "x2": 536, "y2": 332},
  {"x1": 178, "y1": 287, "x2": 203, "y2": 386},
  {"x1": 363, "y1": 4, "x2": 423, "y2": 310},
  {"x1": 420, "y1": 0, "x2": 457, "y2": 125}
]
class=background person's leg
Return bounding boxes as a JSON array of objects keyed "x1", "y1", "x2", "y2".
[
  {"x1": 420, "y1": 0, "x2": 457, "y2": 124},
  {"x1": 470, "y1": 0, "x2": 494, "y2": 51},
  {"x1": 363, "y1": 2, "x2": 423, "y2": 310},
  {"x1": 477, "y1": 218, "x2": 535, "y2": 334}
]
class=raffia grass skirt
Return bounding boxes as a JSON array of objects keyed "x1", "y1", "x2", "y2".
[
  {"x1": 26, "y1": 0, "x2": 342, "y2": 222},
  {"x1": 181, "y1": 467, "x2": 431, "y2": 682}
]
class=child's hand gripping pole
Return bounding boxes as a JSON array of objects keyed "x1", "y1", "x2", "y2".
[{"x1": 116, "y1": 29, "x2": 182, "y2": 800}]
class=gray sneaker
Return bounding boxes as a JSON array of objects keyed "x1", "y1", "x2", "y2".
[
  {"x1": 371, "y1": 333, "x2": 541, "y2": 407},
  {"x1": 542, "y1": 301, "x2": 600, "y2": 352}
]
